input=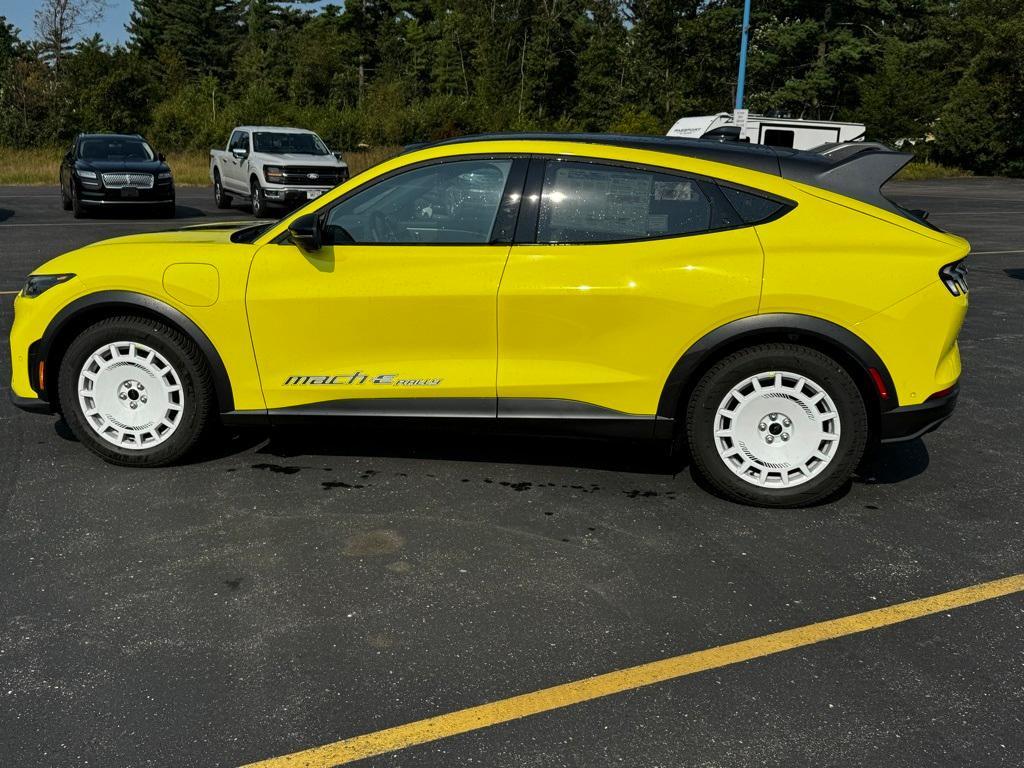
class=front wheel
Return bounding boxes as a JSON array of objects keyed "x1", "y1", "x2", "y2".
[
  {"x1": 57, "y1": 316, "x2": 215, "y2": 467},
  {"x1": 686, "y1": 343, "x2": 868, "y2": 507},
  {"x1": 250, "y1": 178, "x2": 268, "y2": 218}
]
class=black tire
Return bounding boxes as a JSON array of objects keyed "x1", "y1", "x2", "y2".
[
  {"x1": 686, "y1": 343, "x2": 868, "y2": 508},
  {"x1": 60, "y1": 182, "x2": 72, "y2": 210},
  {"x1": 57, "y1": 316, "x2": 215, "y2": 467},
  {"x1": 71, "y1": 184, "x2": 87, "y2": 219},
  {"x1": 250, "y1": 177, "x2": 267, "y2": 218},
  {"x1": 214, "y1": 170, "x2": 232, "y2": 208}
]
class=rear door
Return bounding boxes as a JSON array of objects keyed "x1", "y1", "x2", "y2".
[
  {"x1": 496, "y1": 157, "x2": 765, "y2": 418},
  {"x1": 246, "y1": 155, "x2": 527, "y2": 413}
]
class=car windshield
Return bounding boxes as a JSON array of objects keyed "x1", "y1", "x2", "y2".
[
  {"x1": 79, "y1": 137, "x2": 155, "y2": 161},
  {"x1": 253, "y1": 132, "x2": 330, "y2": 155}
]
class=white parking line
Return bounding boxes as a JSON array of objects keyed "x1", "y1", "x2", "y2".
[{"x1": 972, "y1": 249, "x2": 1024, "y2": 255}]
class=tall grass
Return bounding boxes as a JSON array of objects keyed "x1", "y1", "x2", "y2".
[
  {"x1": 894, "y1": 161, "x2": 972, "y2": 181},
  {"x1": 0, "y1": 145, "x2": 403, "y2": 186}
]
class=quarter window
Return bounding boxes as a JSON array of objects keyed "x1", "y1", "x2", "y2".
[
  {"x1": 537, "y1": 161, "x2": 712, "y2": 244},
  {"x1": 323, "y1": 159, "x2": 513, "y2": 245},
  {"x1": 719, "y1": 186, "x2": 786, "y2": 224}
]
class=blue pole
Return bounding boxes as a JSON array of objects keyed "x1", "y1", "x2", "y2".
[{"x1": 735, "y1": 0, "x2": 752, "y2": 110}]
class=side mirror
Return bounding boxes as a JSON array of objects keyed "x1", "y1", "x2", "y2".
[
  {"x1": 332, "y1": 150, "x2": 344, "y2": 161},
  {"x1": 288, "y1": 213, "x2": 321, "y2": 251},
  {"x1": 231, "y1": 147, "x2": 248, "y2": 159},
  {"x1": 158, "y1": 152, "x2": 166, "y2": 162}
]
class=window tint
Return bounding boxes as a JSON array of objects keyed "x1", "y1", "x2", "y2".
[
  {"x1": 720, "y1": 186, "x2": 786, "y2": 224},
  {"x1": 323, "y1": 159, "x2": 512, "y2": 245},
  {"x1": 229, "y1": 131, "x2": 248, "y2": 151},
  {"x1": 537, "y1": 161, "x2": 712, "y2": 244},
  {"x1": 763, "y1": 129, "x2": 795, "y2": 148}
]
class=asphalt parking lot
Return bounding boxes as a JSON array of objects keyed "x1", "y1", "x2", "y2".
[{"x1": 2, "y1": 179, "x2": 1023, "y2": 767}]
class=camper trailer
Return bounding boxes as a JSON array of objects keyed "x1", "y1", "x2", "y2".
[{"x1": 667, "y1": 112, "x2": 866, "y2": 150}]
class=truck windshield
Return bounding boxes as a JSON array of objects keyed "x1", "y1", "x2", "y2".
[{"x1": 253, "y1": 132, "x2": 330, "y2": 155}]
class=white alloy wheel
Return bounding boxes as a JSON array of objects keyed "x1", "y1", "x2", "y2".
[
  {"x1": 77, "y1": 341, "x2": 185, "y2": 450},
  {"x1": 713, "y1": 370, "x2": 841, "y2": 488}
]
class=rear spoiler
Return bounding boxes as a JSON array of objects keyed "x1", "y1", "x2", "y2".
[{"x1": 778, "y1": 142, "x2": 927, "y2": 225}]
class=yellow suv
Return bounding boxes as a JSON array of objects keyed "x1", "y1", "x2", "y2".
[{"x1": 8, "y1": 134, "x2": 969, "y2": 506}]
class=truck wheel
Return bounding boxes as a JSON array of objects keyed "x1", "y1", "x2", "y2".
[
  {"x1": 250, "y1": 178, "x2": 268, "y2": 218},
  {"x1": 61, "y1": 182, "x2": 72, "y2": 210},
  {"x1": 57, "y1": 316, "x2": 215, "y2": 467},
  {"x1": 214, "y1": 171, "x2": 232, "y2": 209},
  {"x1": 686, "y1": 343, "x2": 868, "y2": 508}
]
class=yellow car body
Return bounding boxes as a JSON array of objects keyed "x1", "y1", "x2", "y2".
[{"x1": 9, "y1": 134, "x2": 969, "y2": 504}]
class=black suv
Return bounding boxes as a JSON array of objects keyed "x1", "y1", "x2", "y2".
[{"x1": 60, "y1": 133, "x2": 175, "y2": 218}]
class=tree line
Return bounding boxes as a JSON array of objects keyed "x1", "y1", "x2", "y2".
[{"x1": 1, "y1": 0, "x2": 1021, "y2": 175}]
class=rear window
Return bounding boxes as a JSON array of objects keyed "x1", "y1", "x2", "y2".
[{"x1": 537, "y1": 161, "x2": 712, "y2": 244}]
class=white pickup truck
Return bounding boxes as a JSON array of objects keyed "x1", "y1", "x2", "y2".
[{"x1": 209, "y1": 125, "x2": 349, "y2": 217}]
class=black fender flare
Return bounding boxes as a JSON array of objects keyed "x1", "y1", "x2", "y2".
[
  {"x1": 656, "y1": 313, "x2": 897, "y2": 420},
  {"x1": 34, "y1": 290, "x2": 234, "y2": 412}
]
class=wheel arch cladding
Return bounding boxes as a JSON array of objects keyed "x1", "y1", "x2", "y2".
[
  {"x1": 38, "y1": 291, "x2": 234, "y2": 413},
  {"x1": 657, "y1": 313, "x2": 896, "y2": 423}
]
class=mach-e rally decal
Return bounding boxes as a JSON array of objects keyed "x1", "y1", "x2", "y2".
[{"x1": 283, "y1": 371, "x2": 442, "y2": 387}]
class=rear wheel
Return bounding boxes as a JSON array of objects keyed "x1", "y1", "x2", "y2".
[
  {"x1": 686, "y1": 343, "x2": 868, "y2": 507},
  {"x1": 57, "y1": 316, "x2": 214, "y2": 467},
  {"x1": 60, "y1": 182, "x2": 72, "y2": 210},
  {"x1": 214, "y1": 170, "x2": 232, "y2": 209}
]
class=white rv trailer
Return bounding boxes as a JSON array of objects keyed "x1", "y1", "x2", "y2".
[{"x1": 667, "y1": 111, "x2": 866, "y2": 150}]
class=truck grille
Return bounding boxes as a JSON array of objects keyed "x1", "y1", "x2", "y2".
[
  {"x1": 278, "y1": 166, "x2": 348, "y2": 187},
  {"x1": 102, "y1": 172, "x2": 154, "y2": 189}
]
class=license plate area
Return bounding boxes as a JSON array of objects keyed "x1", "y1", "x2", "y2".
[{"x1": 121, "y1": 187, "x2": 140, "y2": 198}]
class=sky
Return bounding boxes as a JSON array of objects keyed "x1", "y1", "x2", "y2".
[
  {"x1": 4, "y1": 1, "x2": 136, "y2": 44},
  {"x1": 3, "y1": 1, "x2": 335, "y2": 46}
]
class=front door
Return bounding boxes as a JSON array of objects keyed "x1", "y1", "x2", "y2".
[{"x1": 246, "y1": 155, "x2": 526, "y2": 414}]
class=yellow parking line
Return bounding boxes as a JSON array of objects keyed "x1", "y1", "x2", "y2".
[{"x1": 241, "y1": 573, "x2": 1024, "y2": 768}]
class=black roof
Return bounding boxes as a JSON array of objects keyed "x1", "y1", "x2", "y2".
[
  {"x1": 414, "y1": 132, "x2": 915, "y2": 220},
  {"x1": 77, "y1": 133, "x2": 146, "y2": 141}
]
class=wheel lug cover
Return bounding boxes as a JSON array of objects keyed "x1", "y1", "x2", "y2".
[
  {"x1": 765, "y1": 435, "x2": 774, "y2": 444},
  {"x1": 758, "y1": 423, "x2": 767, "y2": 431},
  {"x1": 783, "y1": 418, "x2": 791, "y2": 427},
  {"x1": 781, "y1": 433, "x2": 789, "y2": 441},
  {"x1": 769, "y1": 413, "x2": 778, "y2": 421}
]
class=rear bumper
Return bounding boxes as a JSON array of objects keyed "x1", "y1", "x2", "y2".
[{"x1": 879, "y1": 387, "x2": 958, "y2": 443}]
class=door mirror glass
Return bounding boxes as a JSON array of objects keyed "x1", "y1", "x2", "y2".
[
  {"x1": 288, "y1": 213, "x2": 321, "y2": 251},
  {"x1": 231, "y1": 147, "x2": 248, "y2": 159}
]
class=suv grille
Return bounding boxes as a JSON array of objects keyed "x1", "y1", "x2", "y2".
[
  {"x1": 278, "y1": 166, "x2": 348, "y2": 187},
  {"x1": 102, "y1": 172, "x2": 154, "y2": 189}
]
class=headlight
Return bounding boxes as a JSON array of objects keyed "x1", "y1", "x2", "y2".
[
  {"x1": 22, "y1": 273, "x2": 75, "y2": 298},
  {"x1": 158, "y1": 171, "x2": 173, "y2": 180},
  {"x1": 78, "y1": 170, "x2": 97, "y2": 180},
  {"x1": 263, "y1": 165, "x2": 285, "y2": 182}
]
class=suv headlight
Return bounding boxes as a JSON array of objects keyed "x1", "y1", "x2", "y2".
[
  {"x1": 158, "y1": 171, "x2": 173, "y2": 180},
  {"x1": 22, "y1": 273, "x2": 75, "y2": 298},
  {"x1": 263, "y1": 165, "x2": 285, "y2": 182},
  {"x1": 77, "y1": 170, "x2": 98, "y2": 180}
]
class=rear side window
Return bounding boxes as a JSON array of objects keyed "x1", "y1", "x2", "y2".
[
  {"x1": 537, "y1": 161, "x2": 712, "y2": 244},
  {"x1": 719, "y1": 186, "x2": 786, "y2": 224}
]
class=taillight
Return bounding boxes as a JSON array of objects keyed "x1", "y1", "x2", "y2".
[{"x1": 939, "y1": 260, "x2": 969, "y2": 296}]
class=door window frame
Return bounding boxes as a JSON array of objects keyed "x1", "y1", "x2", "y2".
[
  {"x1": 280, "y1": 154, "x2": 530, "y2": 247},
  {"x1": 512, "y1": 155, "x2": 796, "y2": 245}
]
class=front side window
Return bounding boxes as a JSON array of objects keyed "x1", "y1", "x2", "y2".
[
  {"x1": 537, "y1": 161, "x2": 712, "y2": 244},
  {"x1": 230, "y1": 132, "x2": 249, "y2": 152},
  {"x1": 323, "y1": 159, "x2": 513, "y2": 245}
]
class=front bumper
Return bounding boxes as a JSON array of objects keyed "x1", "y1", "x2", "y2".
[
  {"x1": 879, "y1": 387, "x2": 958, "y2": 443},
  {"x1": 77, "y1": 181, "x2": 175, "y2": 205},
  {"x1": 9, "y1": 389, "x2": 54, "y2": 415},
  {"x1": 261, "y1": 186, "x2": 334, "y2": 205}
]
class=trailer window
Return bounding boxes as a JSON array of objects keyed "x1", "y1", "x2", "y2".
[{"x1": 763, "y1": 129, "x2": 795, "y2": 148}]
